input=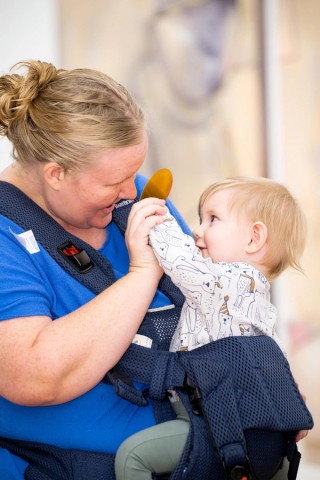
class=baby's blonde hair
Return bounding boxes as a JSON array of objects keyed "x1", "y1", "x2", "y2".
[
  {"x1": 0, "y1": 60, "x2": 145, "y2": 171},
  {"x1": 199, "y1": 176, "x2": 307, "y2": 280}
]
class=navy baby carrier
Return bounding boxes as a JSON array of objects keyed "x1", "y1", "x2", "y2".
[{"x1": 0, "y1": 181, "x2": 313, "y2": 480}]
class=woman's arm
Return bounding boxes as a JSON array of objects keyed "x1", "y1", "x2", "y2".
[{"x1": 0, "y1": 198, "x2": 166, "y2": 407}]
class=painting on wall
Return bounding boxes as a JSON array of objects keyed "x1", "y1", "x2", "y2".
[{"x1": 59, "y1": 0, "x2": 265, "y2": 225}]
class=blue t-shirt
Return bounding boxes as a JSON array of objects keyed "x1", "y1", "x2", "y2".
[{"x1": 0, "y1": 174, "x2": 190, "y2": 477}]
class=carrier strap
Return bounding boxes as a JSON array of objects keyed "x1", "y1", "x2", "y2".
[
  {"x1": 0, "y1": 181, "x2": 117, "y2": 294},
  {"x1": 0, "y1": 180, "x2": 184, "y2": 307}
]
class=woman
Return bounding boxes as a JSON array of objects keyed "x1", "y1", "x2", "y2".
[
  {"x1": 0, "y1": 61, "x2": 307, "y2": 480},
  {"x1": 0, "y1": 60, "x2": 188, "y2": 479}
]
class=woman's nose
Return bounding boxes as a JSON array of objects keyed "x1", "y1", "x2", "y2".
[{"x1": 119, "y1": 179, "x2": 137, "y2": 200}]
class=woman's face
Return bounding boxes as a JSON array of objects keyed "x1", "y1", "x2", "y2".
[{"x1": 45, "y1": 132, "x2": 148, "y2": 231}]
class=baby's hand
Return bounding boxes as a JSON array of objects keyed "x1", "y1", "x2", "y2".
[{"x1": 125, "y1": 198, "x2": 167, "y2": 277}]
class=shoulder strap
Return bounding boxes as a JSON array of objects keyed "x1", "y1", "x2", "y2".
[
  {"x1": 0, "y1": 181, "x2": 184, "y2": 307},
  {"x1": 0, "y1": 180, "x2": 116, "y2": 294}
]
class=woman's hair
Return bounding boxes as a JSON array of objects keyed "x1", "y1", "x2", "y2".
[
  {"x1": 199, "y1": 176, "x2": 307, "y2": 280},
  {"x1": 0, "y1": 60, "x2": 145, "y2": 171}
]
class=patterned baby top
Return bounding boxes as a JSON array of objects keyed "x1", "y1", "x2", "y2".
[{"x1": 149, "y1": 213, "x2": 284, "y2": 353}]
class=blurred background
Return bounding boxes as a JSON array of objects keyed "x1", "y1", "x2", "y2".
[{"x1": 0, "y1": 0, "x2": 319, "y2": 476}]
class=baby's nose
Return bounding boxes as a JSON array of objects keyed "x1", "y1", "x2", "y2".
[{"x1": 192, "y1": 227, "x2": 201, "y2": 240}]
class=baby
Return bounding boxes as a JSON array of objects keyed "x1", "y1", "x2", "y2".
[{"x1": 116, "y1": 176, "x2": 307, "y2": 480}]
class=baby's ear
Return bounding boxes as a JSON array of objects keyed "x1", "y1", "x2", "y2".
[{"x1": 246, "y1": 221, "x2": 268, "y2": 253}]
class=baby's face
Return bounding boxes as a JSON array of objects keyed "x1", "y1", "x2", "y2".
[{"x1": 193, "y1": 189, "x2": 252, "y2": 263}]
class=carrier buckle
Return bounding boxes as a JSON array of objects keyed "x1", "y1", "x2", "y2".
[
  {"x1": 58, "y1": 241, "x2": 93, "y2": 273},
  {"x1": 229, "y1": 465, "x2": 252, "y2": 480},
  {"x1": 181, "y1": 375, "x2": 203, "y2": 415}
]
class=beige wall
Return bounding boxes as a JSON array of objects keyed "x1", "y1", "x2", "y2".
[
  {"x1": 280, "y1": 0, "x2": 320, "y2": 458},
  {"x1": 58, "y1": 0, "x2": 320, "y2": 458}
]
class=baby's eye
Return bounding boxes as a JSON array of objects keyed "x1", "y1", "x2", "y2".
[{"x1": 210, "y1": 215, "x2": 218, "y2": 223}]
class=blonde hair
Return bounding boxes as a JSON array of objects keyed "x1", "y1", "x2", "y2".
[
  {"x1": 199, "y1": 176, "x2": 307, "y2": 280},
  {"x1": 0, "y1": 60, "x2": 145, "y2": 171}
]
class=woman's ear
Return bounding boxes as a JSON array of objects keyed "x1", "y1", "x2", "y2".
[
  {"x1": 246, "y1": 221, "x2": 268, "y2": 253},
  {"x1": 43, "y1": 162, "x2": 65, "y2": 190}
]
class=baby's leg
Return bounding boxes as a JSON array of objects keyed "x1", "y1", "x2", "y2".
[{"x1": 115, "y1": 417, "x2": 189, "y2": 480}]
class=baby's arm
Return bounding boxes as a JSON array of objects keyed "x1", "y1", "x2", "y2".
[
  {"x1": 149, "y1": 212, "x2": 199, "y2": 264},
  {"x1": 149, "y1": 211, "x2": 219, "y2": 313}
]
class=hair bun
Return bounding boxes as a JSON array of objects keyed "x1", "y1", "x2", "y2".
[{"x1": 0, "y1": 60, "x2": 58, "y2": 134}]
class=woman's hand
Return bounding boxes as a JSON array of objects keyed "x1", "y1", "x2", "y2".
[{"x1": 125, "y1": 198, "x2": 167, "y2": 278}]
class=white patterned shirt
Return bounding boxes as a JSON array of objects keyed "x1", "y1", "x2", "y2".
[{"x1": 149, "y1": 213, "x2": 285, "y2": 353}]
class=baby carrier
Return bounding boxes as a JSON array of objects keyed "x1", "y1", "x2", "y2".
[{"x1": 0, "y1": 181, "x2": 313, "y2": 480}]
